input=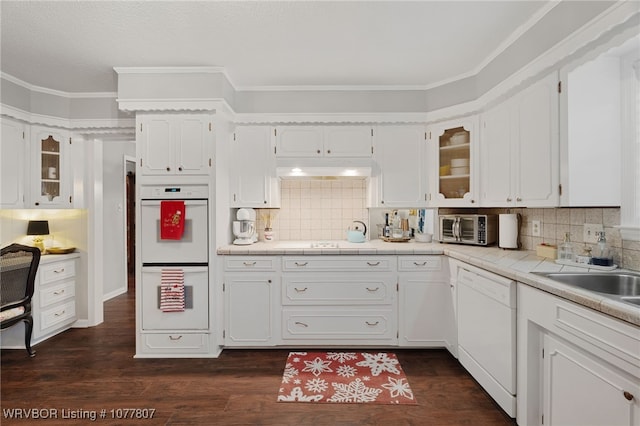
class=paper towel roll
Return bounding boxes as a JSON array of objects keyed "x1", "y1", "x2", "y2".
[{"x1": 499, "y1": 214, "x2": 519, "y2": 249}]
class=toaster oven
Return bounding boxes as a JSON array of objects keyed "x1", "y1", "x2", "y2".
[{"x1": 439, "y1": 214, "x2": 497, "y2": 246}]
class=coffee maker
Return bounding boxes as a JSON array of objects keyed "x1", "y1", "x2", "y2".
[{"x1": 232, "y1": 208, "x2": 257, "y2": 245}]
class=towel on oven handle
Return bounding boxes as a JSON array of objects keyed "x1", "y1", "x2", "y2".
[
  {"x1": 160, "y1": 200, "x2": 186, "y2": 240},
  {"x1": 160, "y1": 269, "x2": 185, "y2": 312}
]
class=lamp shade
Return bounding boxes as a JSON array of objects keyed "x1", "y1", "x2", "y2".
[{"x1": 27, "y1": 220, "x2": 50, "y2": 236}]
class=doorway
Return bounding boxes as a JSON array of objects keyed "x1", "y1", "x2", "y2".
[{"x1": 125, "y1": 158, "x2": 136, "y2": 291}]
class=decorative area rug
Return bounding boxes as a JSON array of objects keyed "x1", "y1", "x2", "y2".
[{"x1": 277, "y1": 352, "x2": 417, "y2": 405}]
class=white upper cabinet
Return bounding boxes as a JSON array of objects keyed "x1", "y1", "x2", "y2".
[
  {"x1": 481, "y1": 72, "x2": 560, "y2": 207},
  {"x1": 560, "y1": 53, "x2": 623, "y2": 207},
  {"x1": 137, "y1": 113, "x2": 213, "y2": 176},
  {"x1": 230, "y1": 126, "x2": 280, "y2": 208},
  {"x1": 29, "y1": 125, "x2": 72, "y2": 208},
  {"x1": 275, "y1": 125, "x2": 372, "y2": 158},
  {"x1": 1, "y1": 118, "x2": 27, "y2": 208},
  {"x1": 372, "y1": 125, "x2": 428, "y2": 207},
  {"x1": 428, "y1": 116, "x2": 479, "y2": 207}
]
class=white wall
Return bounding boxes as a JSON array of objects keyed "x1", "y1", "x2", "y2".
[{"x1": 102, "y1": 140, "x2": 135, "y2": 300}]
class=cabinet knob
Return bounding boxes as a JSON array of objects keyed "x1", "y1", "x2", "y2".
[
  {"x1": 381, "y1": 200, "x2": 385, "y2": 204},
  {"x1": 623, "y1": 391, "x2": 634, "y2": 401},
  {"x1": 471, "y1": 199, "x2": 475, "y2": 204},
  {"x1": 166, "y1": 167, "x2": 171, "y2": 172},
  {"x1": 365, "y1": 321, "x2": 380, "y2": 326},
  {"x1": 516, "y1": 197, "x2": 522, "y2": 202},
  {"x1": 327, "y1": 150, "x2": 331, "y2": 154},
  {"x1": 506, "y1": 197, "x2": 512, "y2": 202},
  {"x1": 264, "y1": 200, "x2": 267, "y2": 204},
  {"x1": 178, "y1": 166, "x2": 183, "y2": 172},
  {"x1": 35, "y1": 202, "x2": 40, "y2": 206},
  {"x1": 316, "y1": 149, "x2": 321, "y2": 154},
  {"x1": 169, "y1": 335, "x2": 183, "y2": 341}
]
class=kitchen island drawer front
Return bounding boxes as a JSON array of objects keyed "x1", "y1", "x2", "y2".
[
  {"x1": 282, "y1": 308, "x2": 396, "y2": 340},
  {"x1": 282, "y1": 274, "x2": 396, "y2": 305},
  {"x1": 40, "y1": 300, "x2": 75, "y2": 330},
  {"x1": 283, "y1": 256, "x2": 395, "y2": 272},
  {"x1": 140, "y1": 333, "x2": 210, "y2": 354},
  {"x1": 224, "y1": 257, "x2": 278, "y2": 271},
  {"x1": 39, "y1": 280, "x2": 75, "y2": 308},
  {"x1": 40, "y1": 259, "x2": 75, "y2": 283},
  {"x1": 398, "y1": 256, "x2": 444, "y2": 272}
]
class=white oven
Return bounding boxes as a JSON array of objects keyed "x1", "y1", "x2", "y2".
[
  {"x1": 139, "y1": 185, "x2": 209, "y2": 265},
  {"x1": 141, "y1": 267, "x2": 209, "y2": 330}
]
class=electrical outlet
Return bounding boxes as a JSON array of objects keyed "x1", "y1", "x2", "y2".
[
  {"x1": 531, "y1": 220, "x2": 541, "y2": 237},
  {"x1": 583, "y1": 223, "x2": 603, "y2": 244}
]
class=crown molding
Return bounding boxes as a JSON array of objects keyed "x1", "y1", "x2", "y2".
[
  {"x1": 1, "y1": 103, "x2": 135, "y2": 132},
  {"x1": 1, "y1": 72, "x2": 117, "y2": 98},
  {"x1": 116, "y1": 98, "x2": 234, "y2": 115}
]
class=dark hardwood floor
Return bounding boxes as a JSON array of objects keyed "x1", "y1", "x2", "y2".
[{"x1": 2, "y1": 288, "x2": 516, "y2": 425}]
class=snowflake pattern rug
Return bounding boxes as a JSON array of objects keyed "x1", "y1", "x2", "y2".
[{"x1": 277, "y1": 352, "x2": 417, "y2": 405}]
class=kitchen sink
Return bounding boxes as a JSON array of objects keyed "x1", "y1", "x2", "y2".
[{"x1": 533, "y1": 271, "x2": 640, "y2": 308}]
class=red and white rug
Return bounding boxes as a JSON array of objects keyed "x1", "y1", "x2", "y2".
[{"x1": 277, "y1": 352, "x2": 417, "y2": 405}]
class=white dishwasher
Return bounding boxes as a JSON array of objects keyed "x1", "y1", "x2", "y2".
[{"x1": 457, "y1": 264, "x2": 516, "y2": 418}]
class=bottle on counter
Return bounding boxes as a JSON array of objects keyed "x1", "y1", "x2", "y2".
[
  {"x1": 557, "y1": 232, "x2": 575, "y2": 262},
  {"x1": 383, "y1": 213, "x2": 391, "y2": 238},
  {"x1": 592, "y1": 231, "x2": 614, "y2": 267}
]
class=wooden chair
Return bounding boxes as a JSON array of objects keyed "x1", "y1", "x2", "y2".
[{"x1": 1, "y1": 243, "x2": 41, "y2": 357}]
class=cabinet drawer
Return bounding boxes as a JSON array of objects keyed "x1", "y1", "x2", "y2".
[
  {"x1": 283, "y1": 256, "x2": 395, "y2": 272},
  {"x1": 40, "y1": 300, "x2": 75, "y2": 330},
  {"x1": 282, "y1": 274, "x2": 396, "y2": 305},
  {"x1": 224, "y1": 257, "x2": 277, "y2": 271},
  {"x1": 282, "y1": 308, "x2": 396, "y2": 340},
  {"x1": 40, "y1": 260, "x2": 75, "y2": 284},
  {"x1": 398, "y1": 256, "x2": 443, "y2": 271},
  {"x1": 140, "y1": 333, "x2": 210, "y2": 354},
  {"x1": 39, "y1": 280, "x2": 75, "y2": 308}
]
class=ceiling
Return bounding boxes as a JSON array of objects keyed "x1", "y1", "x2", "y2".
[{"x1": 1, "y1": 1, "x2": 553, "y2": 94}]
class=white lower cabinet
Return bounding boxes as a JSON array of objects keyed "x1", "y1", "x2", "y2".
[
  {"x1": 518, "y1": 284, "x2": 640, "y2": 426},
  {"x1": 223, "y1": 257, "x2": 280, "y2": 346},
  {"x1": 224, "y1": 274, "x2": 279, "y2": 346},
  {"x1": 543, "y1": 334, "x2": 639, "y2": 426},
  {"x1": 398, "y1": 256, "x2": 456, "y2": 351},
  {"x1": 0, "y1": 254, "x2": 78, "y2": 349},
  {"x1": 281, "y1": 256, "x2": 397, "y2": 345}
]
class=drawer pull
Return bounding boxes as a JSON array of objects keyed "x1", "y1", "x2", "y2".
[
  {"x1": 413, "y1": 261, "x2": 428, "y2": 266},
  {"x1": 53, "y1": 290, "x2": 65, "y2": 295},
  {"x1": 294, "y1": 321, "x2": 309, "y2": 328},
  {"x1": 54, "y1": 268, "x2": 66, "y2": 273},
  {"x1": 54, "y1": 310, "x2": 66, "y2": 317},
  {"x1": 367, "y1": 262, "x2": 381, "y2": 266},
  {"x1": 243, "y1": 261, "x2": 257, "y2": 266},
  {"x1": 365, "y1": 321, "x2": 379, "y2": 326},
  {"x1": 366, "y1": 287, "x2": 380, "y2": 292},
  {"x1": 294, "y1": 262, "x2": 308, "y2": 267},
  {"x1": 623, "y1": 391, "x2": 634, "y2": 401},
  {"x1": 169, "y1": 335, "x2": 183, "y2": 341},
  {"x1": 294, "y1": 287, "x2": 308, "y2": 293}
]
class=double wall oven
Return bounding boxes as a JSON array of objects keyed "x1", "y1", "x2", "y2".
[{"x1": 138, "y1": 185, "x2": 210, "y2": 336}]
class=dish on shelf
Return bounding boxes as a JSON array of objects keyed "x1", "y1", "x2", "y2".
[
  {"x1": 450, "y1": 166, "x2": 470, "y2": 175},
  {"x1": 47, "y1": 247, "x2": 76, "y2": 254},
  {"x1": 450, "y1": 158, "x2": 469, "y2": 167},
  {"x1": 450, "y1": 132, "x2": 469, "y2": 145},
  {"x1": 439, "y1": 165, "x2": 451, "y2": 176}
]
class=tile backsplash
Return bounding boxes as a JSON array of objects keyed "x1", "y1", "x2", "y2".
[
  {"x1": 256, "y1": 178, "x2": 368, "y2": 241},
  {"x1": 441, "y1": 207, "x2": 639, "y2": 271}
]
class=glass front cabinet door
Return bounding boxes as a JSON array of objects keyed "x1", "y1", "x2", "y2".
[
  {"x1": 30, "y1": 126, "x2": 71, "y2": 208},
  {"x1": 428, "y1": 117, "x2": 479, "y2": 207}
]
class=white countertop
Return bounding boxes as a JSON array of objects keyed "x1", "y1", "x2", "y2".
[{"x1": 217, "y1": 239, "x2": 640, "y2": 327}]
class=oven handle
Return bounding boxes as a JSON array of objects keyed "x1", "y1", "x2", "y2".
[{"x1": 141, "y1": 199, "x2": 208, "y2": 206}]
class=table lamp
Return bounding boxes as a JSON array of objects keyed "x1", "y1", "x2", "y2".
[{"x1": 27, "y1": 220, "x2": 49, "y2": 252}]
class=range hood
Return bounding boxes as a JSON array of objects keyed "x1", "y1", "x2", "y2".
[{"x1": 276, "y1": 158, "x2": 372, "y2": 179}]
